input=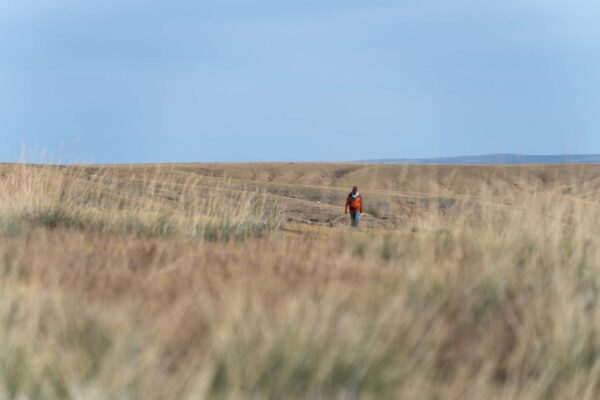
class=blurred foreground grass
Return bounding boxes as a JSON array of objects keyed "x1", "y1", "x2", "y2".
[{"x1": 0, "y1": 164, "x2": 599, "y2": 399}]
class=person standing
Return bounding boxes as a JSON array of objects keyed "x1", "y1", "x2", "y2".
[{"x1": 345, "y1": 186, "x2": 364, "y2": 227}]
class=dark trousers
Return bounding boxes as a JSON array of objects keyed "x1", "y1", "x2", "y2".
[{"x1": 350, "y1": 211, "x2": 361, "y2": 227}]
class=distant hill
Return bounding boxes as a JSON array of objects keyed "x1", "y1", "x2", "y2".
[{"x1": 359, "y1": 154, "x2": 600, "y2": 165}]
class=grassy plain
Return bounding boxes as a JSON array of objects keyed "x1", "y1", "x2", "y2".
[{"x1": 1, "y1": 162, "x2": 600, "y2": 399}]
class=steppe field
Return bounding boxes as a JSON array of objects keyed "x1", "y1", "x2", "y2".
[{"x1": 2, "y1": 162, "x2": 600, "y2": 399}]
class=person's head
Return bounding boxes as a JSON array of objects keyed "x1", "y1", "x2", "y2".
[{"x1": 352, "y1": 186, "x2": 358, "y2": 194}]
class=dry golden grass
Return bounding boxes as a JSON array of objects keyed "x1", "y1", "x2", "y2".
[
  {"x1": 0, "y1": 164, "x2": 281, "y2": 240},
  {"x1": 1, "y1": 163, "x2": 600, "y2": 399}
]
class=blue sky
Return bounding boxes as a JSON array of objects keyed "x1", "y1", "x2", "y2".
[{"x1": 1, "y1": 0, "x2": 599, "y2": 163}]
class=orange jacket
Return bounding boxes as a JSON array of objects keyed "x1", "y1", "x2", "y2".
[{"x1": 345, "y1": 193, "x2": 363, "y2": 214}]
